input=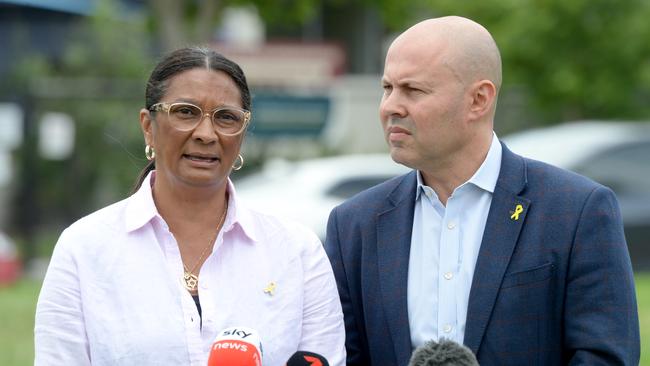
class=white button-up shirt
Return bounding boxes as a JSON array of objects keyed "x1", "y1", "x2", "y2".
[
  {"x1": 35, "y1": 172, "x2": 345, "y2": 366},
  {"x1": 407, "y1": 133, "x2": 502, "y2": 347}
]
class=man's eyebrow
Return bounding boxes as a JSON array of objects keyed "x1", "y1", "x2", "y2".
[{"x1": 391, "y1": 79, "x2": 427, "y2": 89}]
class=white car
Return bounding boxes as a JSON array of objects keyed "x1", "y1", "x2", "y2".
[
  {"x1": 236, "y1": 122, "x2": 650, "y2": 269},
  {"x1": 235, "y1": 154, "x2": 410, "y2": 241},
  {"x1": 502, "y1": 121, "x2": 650, "y2": 169},
  {"x1": 503, "y1": 120, "x2": 650, "y2": 270}
]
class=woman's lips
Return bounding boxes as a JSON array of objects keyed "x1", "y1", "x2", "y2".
[{"x1": 183, "y1": 154, "x2": 219, "y2": 164}]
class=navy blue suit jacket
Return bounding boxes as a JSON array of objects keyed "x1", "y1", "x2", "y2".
[{"x1": 324, "y1": 143, "x2": 639, "y2": 366}]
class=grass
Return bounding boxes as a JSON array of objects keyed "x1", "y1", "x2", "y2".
[
  {"x1": 1, "y1": 274, "x2": 649, "y2": 365},
  {"x1": 0, "y1": 279, "x2": 40, "y2": 366}
]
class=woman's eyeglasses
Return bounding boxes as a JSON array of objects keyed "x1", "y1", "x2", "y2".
[{"x1": 149, "y1": 102, "x2": 251, "y2": 136}]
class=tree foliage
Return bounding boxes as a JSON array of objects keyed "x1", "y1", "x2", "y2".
[
  {"x1": 148, "y1": 0, "x2": 325, "y2": 50},
  {"x1": 425, "y1": 0, "x2": 650, "y2": 122},
  {"x1": 10, "y1": 0, "x2": 151, "y2": 239}
]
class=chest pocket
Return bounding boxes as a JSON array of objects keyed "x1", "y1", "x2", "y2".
[{"x1": 501, "y1": 262, "x2": 554, "y2": 289}]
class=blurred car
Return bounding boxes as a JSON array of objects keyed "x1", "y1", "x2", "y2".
[
  {"x1": 236, "y1": 122, "x2": 650, "y2": 270},
  {"x1": 503, "y1": 121, "x2": 650, "y2": 270},
  {"x1": 235, "y1": 154, "x2": 410, "y2": 241},
  {"x1": 0, "y1": 231, "x2": 21, "y2": 286}
]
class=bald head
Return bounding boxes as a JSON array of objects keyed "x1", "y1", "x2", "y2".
[
  {"x1": 389, "y1": 16, "x2": 502, "y2": 92},
  {"x1": 380, "y1": 16, "x2": 501, "y2": 188}
]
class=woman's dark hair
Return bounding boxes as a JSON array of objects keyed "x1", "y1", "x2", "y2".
[{"x1": 132, "y1": 46, "x2": 251, "y2": 192}]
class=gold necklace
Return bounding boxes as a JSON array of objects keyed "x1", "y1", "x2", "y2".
[{"x1": 182, "y1": 200, "x2": 228, "y2": 292}]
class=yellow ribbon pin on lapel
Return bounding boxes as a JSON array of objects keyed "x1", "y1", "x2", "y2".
[
  {"x1": 510, "y1": 204, "x2": 523, "y2": 220},
  {"x1": 263, "y1": 282, "x2": 276, "y2": 296}
]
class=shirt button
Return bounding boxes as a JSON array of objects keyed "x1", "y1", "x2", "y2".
[
  {"x1": 443, "y1": 325, "x2": 452, "y2": 333},
  {"x1": 447, "y1": 221, "x2": 456, "y2": 230},
  {"x1": 444, "y1": 272, "x2": 453, "y2": 280}
]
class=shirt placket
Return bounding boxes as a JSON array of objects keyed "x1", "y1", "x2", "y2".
[
  {"x1": 196, "y1": 233, "x2": 223, "y2": 348},
  {"x1": 157, "y1": 219, "x2": 205, "y2": 365},
  {"x1": 421, "y1": 188, "x2": 441, "y2": 340},
  {"x1": 438, "y1": 197, "x2": 459, "y2": 342}
]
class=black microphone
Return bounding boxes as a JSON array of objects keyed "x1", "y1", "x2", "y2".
[
  {"x1": 408, "y1": 339, "x2": 478, "y2": 366},
  {"x1": 286, "y1": 350, "x2": 330, "y2": 366}
]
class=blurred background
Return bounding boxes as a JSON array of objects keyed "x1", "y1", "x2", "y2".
[{"x1": 1, "y1": 0, "x2": 649, "y2": 364}]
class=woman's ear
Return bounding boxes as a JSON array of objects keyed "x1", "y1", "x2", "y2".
[{"x1": 140, "y1": 108, "x2": 154, "y2": 147}]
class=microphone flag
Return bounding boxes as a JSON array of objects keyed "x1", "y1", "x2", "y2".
[
  {"x1": 286, "y1": 350, "x2": 330, "y2": 366},
  {"x1": 207, "y1": 326, "x2": 263, "y2": 366}
]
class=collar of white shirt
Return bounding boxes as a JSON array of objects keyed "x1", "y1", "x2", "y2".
[{"x1": 123, "y1": 171, "x2": 259, "y2": 243}]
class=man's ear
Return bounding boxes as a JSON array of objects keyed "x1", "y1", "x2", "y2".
[
  {"x1": 468, "y1": 80, "x2": 497, "y2": 121},
  {"x1": 139, "y1": 108, "x2": 154, "y2": 147}
]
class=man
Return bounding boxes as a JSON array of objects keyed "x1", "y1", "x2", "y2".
[{"x1": 324, "y1": 16, "x2": 640, "y2": 365}]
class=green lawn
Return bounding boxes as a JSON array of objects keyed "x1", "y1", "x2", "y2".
[
  {"x1": 0, "y1": 279, "x2": 40, "y2": 366},
  {"x1": 2, "y1": 274, "x2": 649, "y2": 365}
]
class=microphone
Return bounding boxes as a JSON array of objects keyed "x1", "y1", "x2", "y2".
[
  {"x1": 286, "y1": 351, "x2": 330, "y2": 366},
  {"x1": 207, "y1": 326, "x2": 263, "y2": 366},
  {"x1": 408, "y1": 339, "x2": 478, "y2": 366}
]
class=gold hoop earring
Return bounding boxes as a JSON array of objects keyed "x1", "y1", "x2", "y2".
[
  {"x1": 232, "y1": 154, "x2": 244, "y2": 171},
  {"x1": 145, "y1": 145, "x2": 155, "y2": 161}
]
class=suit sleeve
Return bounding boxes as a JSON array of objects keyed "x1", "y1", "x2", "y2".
[
  {"x1": 324, "y1": 207, "x2": 370, "y2": 366},
  {"x1": 564, "y1": 186, "x2": 640, "y2": 365}
]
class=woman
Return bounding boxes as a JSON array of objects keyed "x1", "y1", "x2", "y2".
[{"x1": 34, "y1": 46, "x2": 345, "y2": 366}]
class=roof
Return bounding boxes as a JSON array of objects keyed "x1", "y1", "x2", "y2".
[
  {"x1": 0, "y1": 0, "x2": 144, "y2": 16},
  {"x1": 0, "y1": 0, "x2": 95, "y2": 15}
]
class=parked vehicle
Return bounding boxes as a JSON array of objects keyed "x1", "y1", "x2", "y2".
[
  {"x1": 235, "y1": 154, "x2": 409, "y2": 241},
  {"x1": 237, "y1": 121, "x2": 650, "y2": 270},
  {"x1": 503, "y1": 121, "x2": 650, "y2": 270}
]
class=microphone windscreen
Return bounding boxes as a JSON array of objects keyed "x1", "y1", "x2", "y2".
[
  {"x1": 286, "y1": 350, "x2": 330, "y2": 366},
  {"x1": 207, "y1": 326, "x2": 263, "y2": 366},
  {"x1": 408, "y1": 339, "x2": 478, "y2": 366}
]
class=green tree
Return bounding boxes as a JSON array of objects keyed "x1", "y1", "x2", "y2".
[
  {"x1": 147, "y1": 0, "x2": 322, "y2": 50},
  {"x1": 430, "y1": 0, "x2": 650, "y2": 123},
  {"x1": 9, "y1": 0, "x2": 152, "y2": 260}
]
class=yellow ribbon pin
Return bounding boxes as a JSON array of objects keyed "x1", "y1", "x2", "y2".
[
  {"x1": 510, "y1": 204, "x2": 523, "y2": 220},
  {"x1": 263, "y1": 282, "x2": 276, "y2": 296}
]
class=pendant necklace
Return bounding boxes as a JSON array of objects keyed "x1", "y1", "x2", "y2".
[{"x1": 182, "y1": 200, "x2": 228, "y2": 292}]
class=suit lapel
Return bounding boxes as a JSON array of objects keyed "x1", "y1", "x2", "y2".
[
  {"x1": 376, "y1": 171, "x2": 417, "y2": 366},
  {"x1": 464, "y1": 144, "x2": 530, "y2": 354}
]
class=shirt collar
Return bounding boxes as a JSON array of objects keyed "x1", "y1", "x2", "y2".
[
  {"x1": 466, "y1": 131, "x2": 502, "y2": 194},
  {"x1": 415, "y1": 132, "x2": 502, "y2": 200},
  {"x1": 415, "y1": 170, "x2": 430, "y2": 201},
  {"x1": 223, "y1": 180, "x2": 259, "y2": 243},
  {"x1": 124, "y1": 170, "x2": 158, "y2": 232},
  {"x1": 124, "y1": 171, "x2": 259, "y2": 243}
]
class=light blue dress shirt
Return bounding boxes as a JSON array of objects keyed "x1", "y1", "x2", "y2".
[{"x1": 407, "y1": 133, "x2": 502, "y2": 347}]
